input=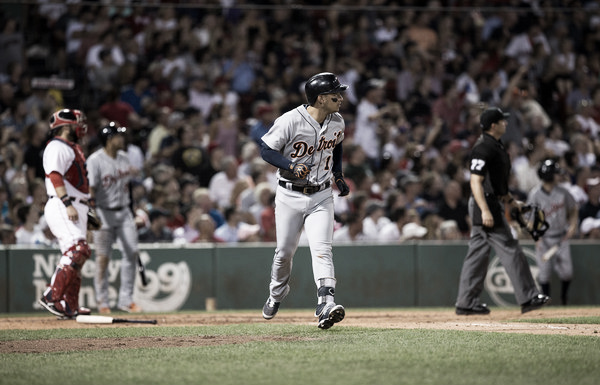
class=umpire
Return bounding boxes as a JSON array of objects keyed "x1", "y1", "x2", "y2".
[{"x1": 455, "y1": 107, "x2": 551, "y2": 315}]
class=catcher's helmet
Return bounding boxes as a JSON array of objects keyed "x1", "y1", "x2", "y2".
[
  {"x1": 99, "y1": 121, "x2": 127, "y2": 146},
  {"x1": 538, "y1": 158, "x2": 561, "y2": 182},
  {"x1": 49, "y1": 109, "x2": 87, "y2": 139},
  {"x1": 304, "y1": 72, "x2": 348, "y2": 105}
]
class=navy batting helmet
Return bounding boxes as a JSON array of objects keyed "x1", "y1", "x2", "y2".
[
  {"x1": 304, "y1": 72, "x2": 348, "y2": 105},
  {"x1": 538, "y1": 158, "x2": 561, "y2": 182},
  {"x1": 99, "y1": 121, "x2": 127, "y2": 146}
]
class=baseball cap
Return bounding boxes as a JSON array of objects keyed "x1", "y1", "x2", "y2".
[
  {"x1": 480, "y1": 107, "x2": 510, "y2": 130},
  {"x1": 586, "y1": 177, "x2": 600, "y2": 187},
  {"x1": 401, "y1": 222, "x2": 428, "y2": 240},
  {"x1": 580, "y1": 217, "x2": 600, "y2": 234}
]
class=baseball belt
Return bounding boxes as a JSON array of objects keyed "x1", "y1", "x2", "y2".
[
  {"x1": 99, "y1": 206, "x2": 125, "y2": 211},
  {"x1": 279, "y1": 180, "x2": 331, "y2": 195},
  {"x1": 49, "y1": 196, "x2": 89, "y2": 205}
]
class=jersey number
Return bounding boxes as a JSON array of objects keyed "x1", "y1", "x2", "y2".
[{"x1": 471, "y1": 159, "x2": 485, "y2": 171}]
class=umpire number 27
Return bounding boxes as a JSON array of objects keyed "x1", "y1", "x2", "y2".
[{"x1": 471, "y1": 159, "x2": 485, "y2": 171}]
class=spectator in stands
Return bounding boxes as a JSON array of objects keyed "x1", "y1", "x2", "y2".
[
  {"x1": 333, "y1": 212, "x2": 369, "y2": 244},
  {"x1": 214, "y1": 206, "x2": 259, "y2": 243},
  {"x1": 579, "y1": 176, "x2": 600, "y2": 224},
  {"x1": 208, "y1": 155, "x2": 240, "y2": 211},
  {"x1": 437, "y1": 179, "x2": 470, "y2": 236},
  {"x1": 362, "y1": 200, "x2": 390, "y2": 241},
  {"x1": 249, "y1": 102, "x2": 276, "y2": 145},
  {"x1": 138, "y1": 208, "x2": 173, "y2": 243}
]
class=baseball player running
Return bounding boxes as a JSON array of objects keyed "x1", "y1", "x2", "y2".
[
  {"x1": 455, "y1": 107, "x2": 551, "y2": 315},
  {"x1": 527, "y1": 158, "x2": 578, "y2": 305},
  {"x1": 87, "y1": 122, "x2": 142, "y2": 314},
  {"x1": 38, "y1": 109, "x2": 93, "y2": 318},
  {"x1": 260, "y1": 72, "x2": 351, "y2": 329}
]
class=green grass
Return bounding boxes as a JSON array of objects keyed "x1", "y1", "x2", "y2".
[
  {"x1": 513, "y1": 316, "x2": 600, "y2": 324},
  {"x1": 1, "y1": 321, "x2": 599, "y2": 385}
]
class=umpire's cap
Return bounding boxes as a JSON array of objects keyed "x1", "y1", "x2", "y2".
[
  {"x1": 99, "y1": 121, "x2": 127, "y2": 146},
  {"x1": 480, "y1": 107, "x2": 510, "y2": 131},
  {"x1": 304, "y1": 72, "x2": 348, "y2": 105}
]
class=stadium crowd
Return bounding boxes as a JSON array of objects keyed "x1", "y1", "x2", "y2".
[{"x1": 2, "y1": 1, "x2": 600, "y2": 246}]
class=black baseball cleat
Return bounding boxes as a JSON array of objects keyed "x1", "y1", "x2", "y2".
[
  {"x1": 38, "y1": 296, "x2": 64, "y2": 317},
  {"x1": 317, "y1": 303, "x2": 345, "y2": 329},
  {"x1": 262, "y1": 298, "x2": 280, "y2": 320},
  {"x1": 521, "y1": 294, "x2": 551, "y2": 314},
  {"x1": 455, "y1": 303, "x2": 491, "y2": 315}
]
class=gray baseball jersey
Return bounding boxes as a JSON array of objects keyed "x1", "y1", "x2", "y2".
[
  {"x1": 261, "y1": 105, "x2": 345, "y2": 185},
  {"x1": 87, "y1": 149, "x2": 132, "y2": 210},
  {"x1": 527, "y1": 184, "x2": 576, "y2": 238},
  {"x1": 527, "y1": 184, "x2": 576, "y2": 282}
]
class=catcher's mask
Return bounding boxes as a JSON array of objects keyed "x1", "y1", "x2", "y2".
[
  {"x1": 510, "y1": 205, "x2": 549, "y2": 241},
  {"x1": 49, "y1": 109, "x2": 88, "y2": 139}
]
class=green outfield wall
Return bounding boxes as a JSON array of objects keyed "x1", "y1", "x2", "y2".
[{"x1": 1, "y1": 241, "x2": 598, "y2": 313}]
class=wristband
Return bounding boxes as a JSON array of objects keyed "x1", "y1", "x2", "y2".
[{"x1": 60, "y1": 194, "x2": 72, "y2": 207}]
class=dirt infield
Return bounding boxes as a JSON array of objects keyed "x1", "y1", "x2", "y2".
[{"x1": 1, "y1": 307, "x2": 598, "y2": 353}]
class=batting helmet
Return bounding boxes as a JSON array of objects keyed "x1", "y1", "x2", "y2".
[
  {"x1": 304, "y1": 72, "x2": 348, "y2": 105},
  {"x1": 49, "y1": 109, "x2": 88, "y2": 139},
  {"x1": 99, "y1": 121, "x2": 127, "y2": 146},
  {"x1": 538, "y1": 158, "x2": 561, "y2": 182}
]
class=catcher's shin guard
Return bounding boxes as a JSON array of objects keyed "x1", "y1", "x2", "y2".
[
  {"x1": 64, "y1": 271, "x2": 89, "y2": 315},
  {"x1": 48, "y1": 264, "x2": 79, "y2": 316},
  {"x1": 67, "y1": 240, "x2": 92, "y2": 268}
]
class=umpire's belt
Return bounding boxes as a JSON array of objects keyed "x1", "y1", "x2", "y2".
[
  {"x1": 279, "y1": 180, "x2": 330, "y2": 195},
  {"x1": 49, "y1": 196, "x2": 89, "y2": 205}
]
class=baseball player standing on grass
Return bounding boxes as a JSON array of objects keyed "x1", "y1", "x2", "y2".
[
  {"x1": 87, "y1": 122, "x2": 142, "y2": 314},
  {"x1": 260, "y1": 72, "x2": 351, "y2": 329},
  {"x1": 38, "y1": 109, "x2": 93, "y2": 319},
  {"x1": 455, "y1": 107, "x2": 551, "y2": 315},
  {"x1": 527, "y1": 158, "x2": 578, "y2": 305}
]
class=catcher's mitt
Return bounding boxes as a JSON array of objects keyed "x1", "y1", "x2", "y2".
[
  {"x1": 87, "y1": 208, "x2": 102, "y2": 230},
  {"x1": 510, "y1": 204, "x2": 549, "y2": 241},
  {"x1": 291, "y1": 162, "x2": 312, "y2": 179}
]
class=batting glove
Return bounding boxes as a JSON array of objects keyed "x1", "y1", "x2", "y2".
[
  {"x1": 291, "y1": 163, "x2": 312, "y2": 179},
  {"x1": 333, "y1": 172, "x2": 350, "y2": 197}
]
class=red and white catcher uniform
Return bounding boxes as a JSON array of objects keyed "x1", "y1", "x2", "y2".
[{"x1": 39, "y1": 109, "x2": 92, "y2": 318}]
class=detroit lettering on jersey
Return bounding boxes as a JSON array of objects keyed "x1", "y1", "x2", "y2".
[
  {"x1": 101, "y1": 168, "x2": 133, "y2": 189},
  {"x1": 290, "y1": 131, "x2": 343, "y2": 158}
]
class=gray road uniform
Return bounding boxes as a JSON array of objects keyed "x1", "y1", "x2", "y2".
[
  {"x1": 261, "y1": 105, "x2": 344, "y2": 300},
  {"x1": 527, "y1": 182, "x2": 576, "y2": 301},
  {"x1": 86, "y1": 147, "x2": 138, "y2": 310}
]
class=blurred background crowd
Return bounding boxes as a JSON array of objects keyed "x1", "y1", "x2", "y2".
[{"x1": 2, "y1": 0, "x2": 600, "y2": 246}]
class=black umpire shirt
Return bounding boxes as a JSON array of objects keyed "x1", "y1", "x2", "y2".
[{"x1": 469, "y1": 132, "x2": 511, "y2": 227}]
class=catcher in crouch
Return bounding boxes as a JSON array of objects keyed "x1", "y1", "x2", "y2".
[
  {"x1": 39, "y1": 108, "x2": 100, "y2": 319},
  {"x1": 455, "y1": 107, "x2": 551, "y2": 315}
]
